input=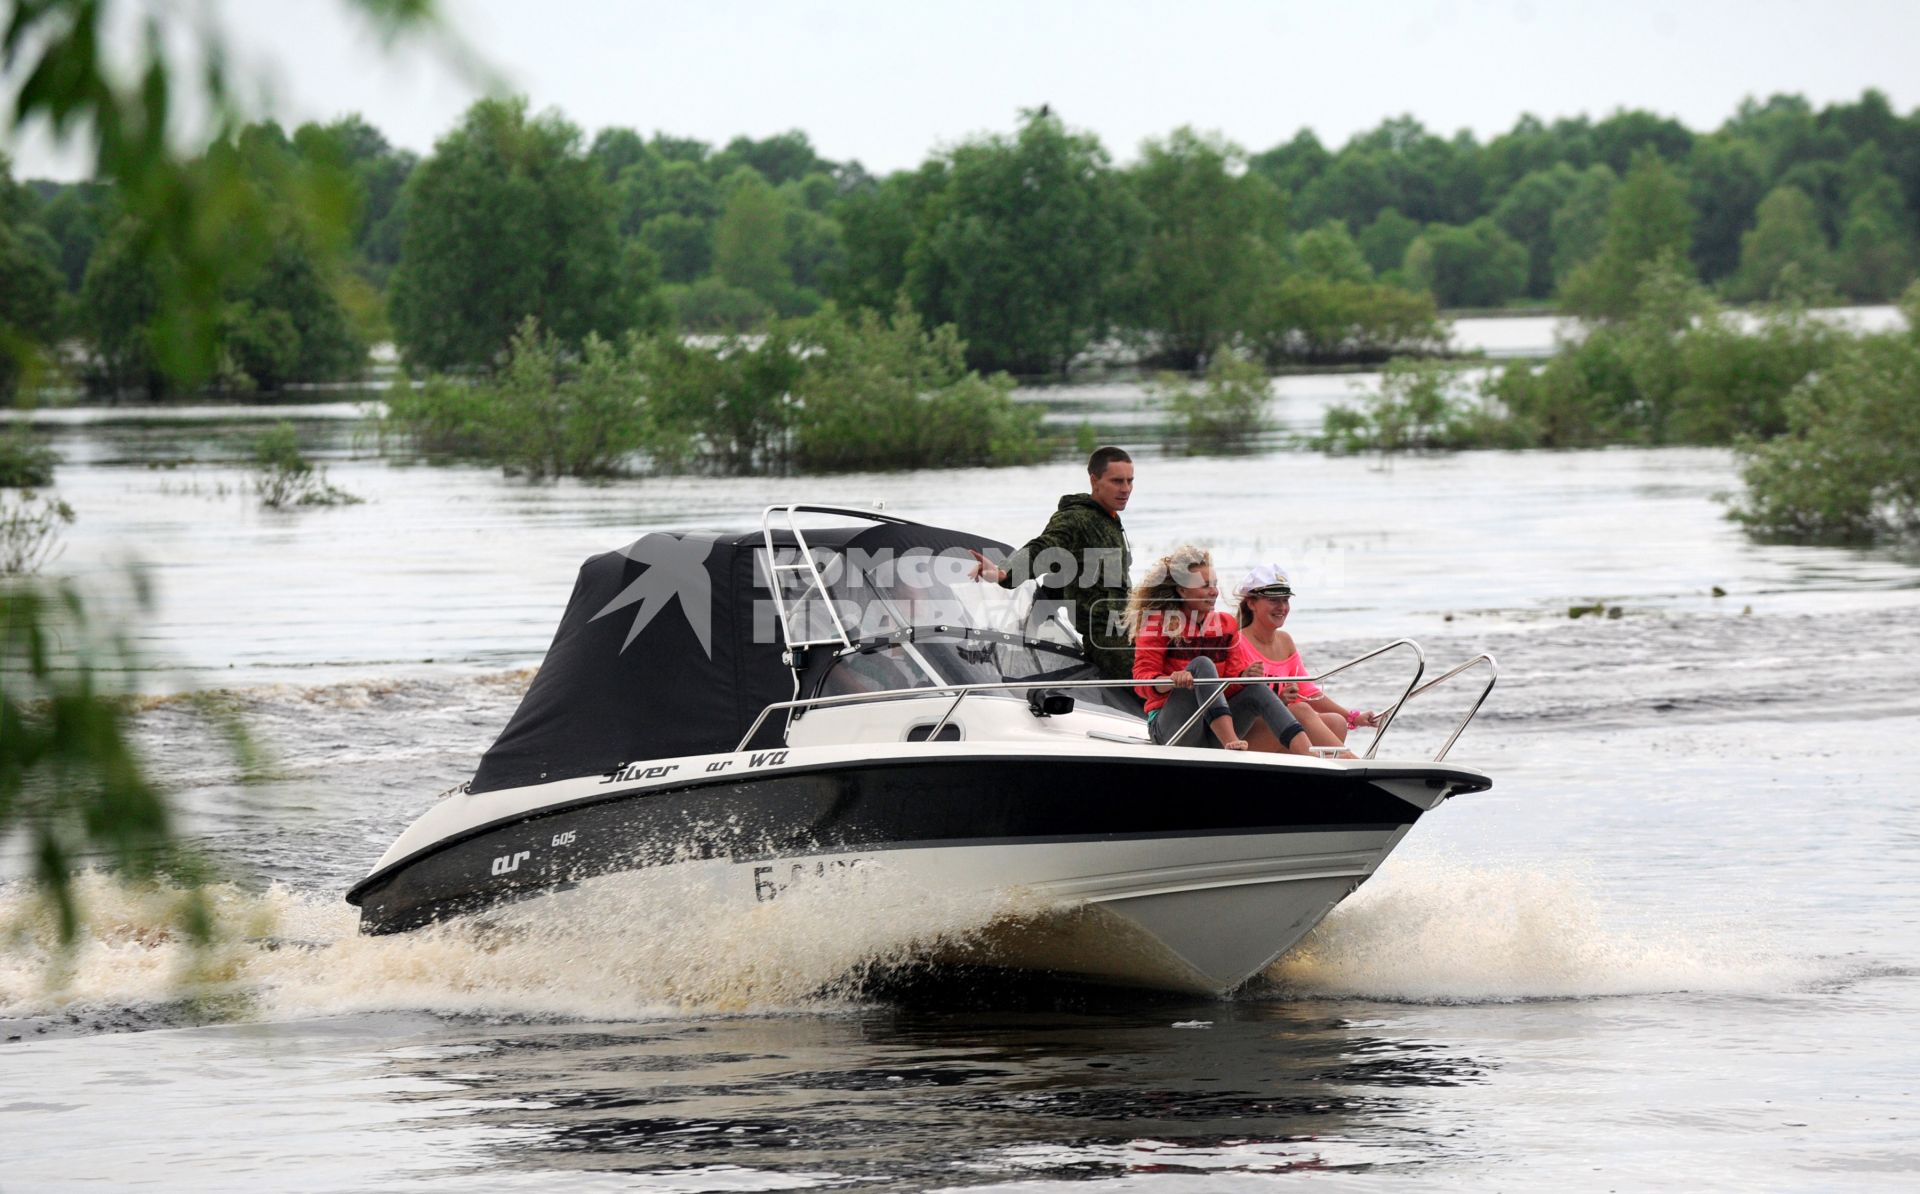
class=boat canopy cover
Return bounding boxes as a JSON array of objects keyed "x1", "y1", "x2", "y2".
[{"x1": 468, "y1": 519, "x2": 1013, "y2": 794}]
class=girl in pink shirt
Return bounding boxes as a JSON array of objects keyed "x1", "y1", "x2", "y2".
[{"x1": 1235, "y1": 564, "x2": 1377, "y2": 756}]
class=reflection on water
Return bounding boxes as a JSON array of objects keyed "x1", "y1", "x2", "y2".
[{"x1": 399, "y1": 1005, "x2": 1481, "y2": 1184}]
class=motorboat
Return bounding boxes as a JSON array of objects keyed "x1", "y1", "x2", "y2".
[{"x1": 346, "y1": 506, "x2": 1497, "y2": 995}]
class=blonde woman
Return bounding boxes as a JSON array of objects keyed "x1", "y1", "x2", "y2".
[
  {"x1": 1129, "y1": 545, "x2": 1310, "y2": 754},
  {"x1": 1235, "y1": 564, "x2": 1378, "y2": 756}
]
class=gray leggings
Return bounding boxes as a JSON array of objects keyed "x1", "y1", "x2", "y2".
[{"x1": 1148, "y1": 655, "x2": 1306, "y2": 749}]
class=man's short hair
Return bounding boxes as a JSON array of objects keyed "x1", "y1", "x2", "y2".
[{"x1": 1088, "y1": 445, "x2": 1132, "y2": 478}]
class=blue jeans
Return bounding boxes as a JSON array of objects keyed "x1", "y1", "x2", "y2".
[{"x1": 1148, "y1": 655, "x2": 1305, "y2": 749}]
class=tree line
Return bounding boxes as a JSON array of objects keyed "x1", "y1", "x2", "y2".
[{"x1": 5, "y1": 89, "x2": 1920, "y2": 398}]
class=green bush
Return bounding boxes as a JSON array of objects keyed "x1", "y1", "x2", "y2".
[
  {"x1": 383, "y1": 321, "x2": 655, "y2": 478},
  {"x1": 1732, "y1": 289, "x2": 1920, "y2": 542},
  {"x1": 665, "y1": 277, "x2": 773, "y2": 333},
  {"x1": 1246, "y1": 275, "x2": 1448, "y2": 365},
  {"x1": 0, "y1": 429, "x2": 58, "y2": 488},
  {"x1": 1153, "y1": 350, "x2": 1270, "y2": 454},
  {"x1": 1485, "y1": 262, "x2": 1841, "y2": 448},
  {"x1": 632, "y1": 328, "x2": 799, "y2": 473},
  {"x1": 0, "y1": 489, "x2": 74, "y2": 574},
  {"x1": 1319, "y1": 359, "x2": 1528, "y2": 454},
  {"x1": 249, "y1": 422, "x2": 359, "y2": 508},
  {"x1": 487, "y1": 325, "x2": 651, "y2": 479},
  {"x1": 790, "y1": 302, "x2": 1046, "y2": 472},
  {"x1": 382, "y1": 374, "x2": 501, "y2": 459},
  {"x1": 382, "y1": 306, "x2": 1046, "y2": 477}
]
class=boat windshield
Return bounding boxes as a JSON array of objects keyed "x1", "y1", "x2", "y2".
[
  {"x1": 783, "y1": 542, "x2": 1125, "y2": 707},
  {"x1": 770, "y1": 542, "x2": 1077, "y2": 648}
]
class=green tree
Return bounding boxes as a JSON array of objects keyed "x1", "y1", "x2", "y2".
[
  {"x1": 1547, "y1": 163, "x2": 1617, "y2": 288},
  {"x1": 1293, "y1": 149, "x2": 1394, "y2": 230},
  {"x1": 709, "y1": 130, "x2": 829, "y2": 187},
  {"x1": 1120, "y1": 127, "x2": 1286, "y2": 368},
  {"x1": 292, "y1": 114, "x2": 417, "y2": 282},
  {"x1": 1834, "y1": 176, "x2": 1917, "y2": 302},
  {"x1": 1591, "y1": 109, "x2": 1693, "y2": 175},
  {"x1": 588, "y1": 126, "x2": 651, "y2": 184},
  {"x1": 389, "y1": 97, "x2": 653, "y2": 370},
  {"x1": 639, "y1": 212, "x2": 712, "y2": 284},
  {"x1": 1484, "y1": 113, "x2": 1584, "y2": 198},
  {"x1": 781, "y1": 202, "x2": 843, "y2": 303},
  {"x1": 713, "y1": 170, "x2": 792, "y2": 306},
  {"x1": 829, "y1": 162, "x2": 945, "y2": 312},
  {"x1": 1357, "y1": 207, "x2": 1420, "y2": 279},
  {"x1": 789, "y1": 301, "x2": 1043, "y2": 470},
  {"x1": 1244, "y1": 273, "x2": 1444, "y2": 366},
  {"x1": 1559, "y1": 149, "x2": 1695, "y2": 319},
  {"x1": 1727, "y1": 185, "x2": 1834, "y2": 302},
  {"x1": 665, "y1": 276, "x2": 771, "y2": 333},
  {"x1": 1492, "y1": 164, "x2": 1580, "y2": 298},
  {"x1": 1733, "y1": 287, "x2": 1920, "y2": 542},
  {"x1": 1294, "y1": 219, "x2": 1371, "y2": 283},
  {"x1": 1249, "y1": 129, "x2": 1330, "y2": 201},
  {"x1": 1685, "y1": 133, "x2": 1769, "y2": 282},
  {"x1": 75, "y1": 220, "x2": 165, "y2": 397},
  {"x1": 633, "y1": 324, "x2": 804, "y2": 473},
  {"x1": 33, "y1": 180, "x2": 111, "y2": 291},
  {"x1": 1404, "y1": 218, "x2": 1528, "y2": 308},
  {"x1": 1, "y1": 154, "x2": 64, "y2": 394},
  {"x1": 907, "y1": 109, "x2": 1138, "y2": 375},
  {"x1": 229, "y1": 239, "x2": 366, "y2": 387}
]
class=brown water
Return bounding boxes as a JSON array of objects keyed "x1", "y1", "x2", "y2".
[{"x1": 4, "y1": 362, "x2": 1920, "y2": 1190}]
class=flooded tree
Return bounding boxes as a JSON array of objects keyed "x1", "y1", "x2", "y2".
[
  {"x1": 905, "y1": 108, "x2": 1140, "y2": 375},
  {"x1": 389, "y1": 97, "x2": 660, "y2": 371}
]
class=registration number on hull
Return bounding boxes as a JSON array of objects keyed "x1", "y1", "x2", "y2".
[{"x1": 753, "y1": 857, "x2": 871, "y2": 902}]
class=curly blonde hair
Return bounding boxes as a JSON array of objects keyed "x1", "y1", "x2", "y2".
[{"x1": 1126, "y1": 544, "x2": 1213, "y2": 642}]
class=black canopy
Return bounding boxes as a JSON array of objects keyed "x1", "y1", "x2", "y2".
[{"x1": 469, "y1": 518, "x2": 1013, "y2": 794}]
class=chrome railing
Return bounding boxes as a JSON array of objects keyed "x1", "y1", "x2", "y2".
[
  {"x1": 735, "y1": 640, "x2": 1497, "y2": 762},
  {"x1": 1162, "y1": 639, "x2": 1425, "y2": 759},
  {"x1": 760, "y1": 504, "x2": 914, "y2": 652},
  {"x1": 1376, "y1": 652, "x2": 1499, "y2": 761}
]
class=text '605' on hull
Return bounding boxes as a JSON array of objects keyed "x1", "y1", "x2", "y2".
[{"x1": 346, "y1": 506, "x2": 1495, "y2": 995}]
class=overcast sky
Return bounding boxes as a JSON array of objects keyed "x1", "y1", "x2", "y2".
[{"x1": 6, "y1": 0, "x2": 1919, "y2": 179}]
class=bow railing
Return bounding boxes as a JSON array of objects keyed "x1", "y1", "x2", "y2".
[{"x1": 736, "y1": 640, "x2": 1497, "y2": 762}]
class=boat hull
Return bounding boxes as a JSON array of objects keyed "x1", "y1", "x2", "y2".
[{"x1": 348, "y1": 753, "x2": 1480, "y2": 993}]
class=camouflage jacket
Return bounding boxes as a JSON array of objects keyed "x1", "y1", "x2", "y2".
[{"x1": 997, "y1": 494, "x2": 1133, "y2": 679}]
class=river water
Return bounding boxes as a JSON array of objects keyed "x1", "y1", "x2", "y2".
[{"x1": 5, "y1": 316, "x2": 1919, "y2": 1190}]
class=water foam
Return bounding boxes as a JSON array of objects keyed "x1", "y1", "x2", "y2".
[
  {"x1": 2, "y1": 863, "x2": 1037, "y2": 1029},
  {"x1": 1263, "y1": 856, "x2": 1824, "y2": 1003},
  {"x1": 5, "y1": 856, "x2": 1833, "y2": 1031}
]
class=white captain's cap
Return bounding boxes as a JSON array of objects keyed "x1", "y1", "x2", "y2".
[{"x1": 1234, "y1": 563, "x2": 1294, "y2": 598}]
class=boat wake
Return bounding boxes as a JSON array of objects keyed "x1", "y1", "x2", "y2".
[
  {"x1": 0, "y1": 868, "x2": 1038, "y2": 1033},
  {"x1": 3, "y1": 856, "x2": 1843, "y2": 1036},
  {"x1": 1262, "y1": 856, "x2": 1827, "y2": 1003}
]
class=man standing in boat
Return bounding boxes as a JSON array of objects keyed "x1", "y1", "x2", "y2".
[{"x1": 971, "y1": 446, "x2": 1135, "y2": 682}]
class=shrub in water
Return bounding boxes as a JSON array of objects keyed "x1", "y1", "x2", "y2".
[
  {"x1": 1732, "y1": 293, "x2": 1920, "y2": 542},
  {"x1": 0, "y1": 429, "x2": 58, "y2": 488},
  {"x1": 1319, "y1": 359, "x2": 1528, "y2": 455},
  {"x1": 789, "y1": 302, "x2": 1045, "y2": 472},
  {"x1": 0, "y1": 490, "x2": 74, "y2": 575},
  {"x1": 1153, "y1": 350, "x2": 1271, "y2": 454},
  {"x1": 1246, "y1": 275, "x2": 1448, "y2": 365},
  {"x1": 250, "y1": 422, "x2": 359, "y2": 509},
  {"x1": 633, "y1": 328, "x2": 801, "y2": 474}
]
